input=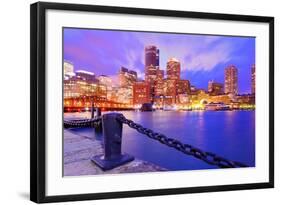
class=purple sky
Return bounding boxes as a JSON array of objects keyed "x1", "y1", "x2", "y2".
[{"x1": 64, "y1": 28, "x2": 255, "y2": 94}]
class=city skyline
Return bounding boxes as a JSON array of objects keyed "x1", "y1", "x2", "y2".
[{"x1": 64, "y1": 28, "x2": 255, "y2": 93}]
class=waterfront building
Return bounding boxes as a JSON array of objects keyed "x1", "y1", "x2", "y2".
[
  {"x1": 178, "y1": 94, "x2": 189, "y2": 104},
  {"x1": 167, "y1": 58, "x2": 181, "y2": 81},
  {"x1": 64, "y1": 76, "x2": 80, "y2": 98},
  {"x1": 76, "y1": 70, "x2": 96, "y2": 82},
  {"x1": 208, "y1": 80, "x2": 224, "y2": 95},
  {"x1": 224, "y1": 65, "x2": 238, "y2": 95},
  {"x1": 97, "y1": 75, "x2": 112, "y2": 86},
  {"x1": 116, "y1": 86, "x2": 133, "y2": 104},
  {"x1": 97, "y1": 75, "x2": 113, "y2": 101},
  {"x1": 236, "y1": 94, "x2": 255, "y2": 105},
  {"x1": 209, "y1": 94, "x2": 232, "y2": 105},
  {"x1": 133, "y1": 81, "x2": 151, "y2": 105},
  {"x1": 251, "y1": 64, "x2": 255, "y2": 94},
  {"x1": 63, "y1": 60, "x2": 75, "y2": 79},
  {"x1": 64, "y1": 72, "x2": 106, "y2": 99},
  {"x1": 118, "y1": 67, "x2": 137, "y2": 87}
]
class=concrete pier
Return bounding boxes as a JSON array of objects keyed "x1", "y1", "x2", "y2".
[{"x1": 64, "y1": 129, "x2": 166, "y2": 176}]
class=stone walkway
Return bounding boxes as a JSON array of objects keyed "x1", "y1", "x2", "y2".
[{"x1": 64, "y1": 129, "x2": 166, "y2": 176}]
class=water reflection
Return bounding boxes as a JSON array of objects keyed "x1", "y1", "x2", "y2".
[{"x1": 64, "y1": 110, "x2": 255, "y2": 171}]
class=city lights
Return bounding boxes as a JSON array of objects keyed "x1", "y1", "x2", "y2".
[{"x1": 64, "y1": 45, "x2": 255, "y2": 112}]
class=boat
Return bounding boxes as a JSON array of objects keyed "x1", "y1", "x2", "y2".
[
  {"x1": 140, "y1": 103, "x2": 155, "y2": 111},
  {"x1": 163, "y1": 105, "x2": 178, "y2": 111},
  {"x1": 205, "y1": 102, "x2": 230, "y2": 111}
]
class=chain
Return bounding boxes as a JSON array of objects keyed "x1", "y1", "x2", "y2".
[
  {"x1": 117, "y1": 115, "x2": 248, "y2": 168},
  {"x1": 64, "y1": 116, "x2": 102, "y2": 128}
]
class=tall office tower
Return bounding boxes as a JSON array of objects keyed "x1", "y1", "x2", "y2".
[
  {"x1": 167, "y1": 58, "x2": 181, "y2": 81},
  {"x1": 144, "y1": 46, "x2": 160, "y2": 102},
  {"x1": 224, "y1": 65, "x2": 238, "y2": 95},
  {"x1": 145, "y1": 45, "x2": 158, "y2": 82},
  {"x1": 145, "y1": 45, "x2": 157, "y2": 67},
  {"x1": 251, "y1": 64, "x2": 255, "y2": 94}
]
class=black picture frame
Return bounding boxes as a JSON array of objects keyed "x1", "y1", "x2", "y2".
[{"x1": 30, "y1": 1, "x2": 274, "y2": 203}]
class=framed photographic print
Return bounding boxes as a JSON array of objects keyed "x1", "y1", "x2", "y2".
[{"x1": 30, "y1": 1, "x2": 274, "y2": 203}]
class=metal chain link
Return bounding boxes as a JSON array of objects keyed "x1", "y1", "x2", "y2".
[
  {"x1": 64, "y1": 116, "x2": 102, "y2": 128},
  {"x1": 117, "y1": 114, "x2": 248, "y2": 168}
]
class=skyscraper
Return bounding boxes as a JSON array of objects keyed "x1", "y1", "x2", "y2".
[
  {"x1": 224, "y1": 65, "x2": 238, "y2": 95},
  {"x1": 145, "y1": 45, "x2": 158, "y2": 67},
  {"x1": 145, "y1": 45, "x2": 158, "y2": 82},
  {"x1": 167, "y1": 58, "x2": 181, "y2": 81},
  {"x1": 144, "y1": 45, "x2": 160, "y2": 102},
  {"x1": 251, "y1": 64, "x2": 255, "y2": 94}
]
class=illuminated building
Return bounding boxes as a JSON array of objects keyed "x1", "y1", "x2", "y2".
[
  {"x1": 162, "y1": 58, "x2": 181, "y2": 105},
  {"x1": 118, "y1": 67, "x2": 137, "y2": 87},
  {"x1": 145, "y1": 45, "x2": 158, "y2": 82},
  {"x1": 209, "y1": 94, "x2": 231, "y2": 104},
  {"x1": 155, "y1": 69, "x2": 164, "y2": 96},
  {"x1": 116, "y1": 87, "x2": 133, "y2": 104},
  {"x1": 76, "y1": 70, "x2": 96, "y2": 82},
  {"x1": 98, "y1": 75, "x2": 113, "y2": 100},
  {"x1": 163, "y1": 79, "x2": 177, "y2": 105},
  {"x1": 236, "y1": 94, "x2": 255, "y2": 105},
  {"x1": 145, "y1": 65, "x2": 157, "y2": 84},
  {"x1": 64, "y1": 70, "x2": 106, "y2": 99},
  {"x1": 178, "y1": 94, "x2": 189, "y2": 104},
  {"x1": 63, "y1": 60, "x2": 75, "y2": 79},
  {"x1": 153, "y1": 69, "x2": 165, "y2": 106},
  {"x1": 177, "y1": 80, "x2": 191, "y2": 95},
  {"x1": 133, "y1": 81, "x2": 151, "y2": 105},
  {"x1": 145, "y1": 45, "x2": 158, "y2": 68},
  {"x1": 167, "y1": 58, "x2": 180, "y2": 81},
  {"x1": 208, "y1": 80, "x2": 223, "y2": 95},
  {"x1": 144, "y1": 46, "x2": 160, "y2": 101},
  {"x1": 64, "y1": 76, "x2": 80, "y2": 98},
  {"x1": 98, "y1": 75, "x2": 112, "y2": 86},
  {"x1": 176, "y1": 80, "x2": 191, "y2": 103},
  {"x1": 224, "y1": 65, "x2": 238, "y2": 95},
  {"x1": 251, "y1": 64, "x2": 255, "y2": 94}
]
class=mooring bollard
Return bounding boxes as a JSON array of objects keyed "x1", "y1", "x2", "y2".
[
  {"x1": 91, "y1": 106, "x2": 95, "y2": 119},
  {"x1": 94, "y1": 108, "x2": 102, "y2": 132},
  {"x1": 91, "y1": 113, "x2": 134, "y2": 171},
  {"x1": 96, "y1": 107, "x2": 101, "y2": 117}
]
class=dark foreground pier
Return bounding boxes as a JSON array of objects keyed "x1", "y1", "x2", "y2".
[{"x1": 64, "y1": 129, "x2": 167, "y2": 176}]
